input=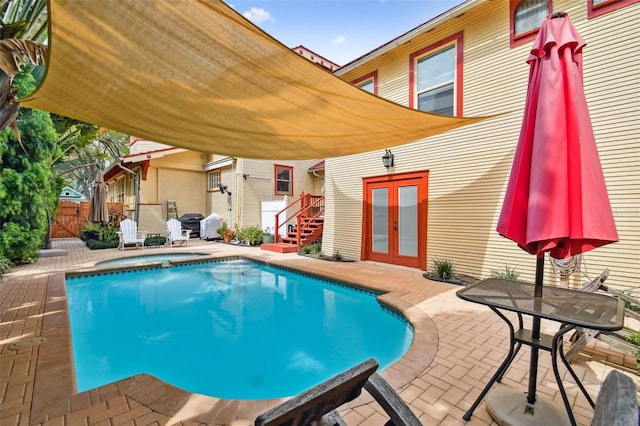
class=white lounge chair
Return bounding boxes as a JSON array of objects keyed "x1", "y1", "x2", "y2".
[
  {"x1": 117, "y1": 219, "x2": 147, "y2": 250},
  {"x1": 166, "y1": 218, "x2": 190, "y2": 247}
]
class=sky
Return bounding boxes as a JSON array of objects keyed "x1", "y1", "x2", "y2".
[{"x1": 227, "y1": 0, "x2": 465, "y2": 66}]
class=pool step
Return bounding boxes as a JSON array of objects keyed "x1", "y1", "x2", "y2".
[{"x1": 260, "y1": 243, "x2": 299, "y2": 253}]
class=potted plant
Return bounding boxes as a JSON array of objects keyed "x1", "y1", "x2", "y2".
[
  {"x1": 82, "y1": 223, "x2": 102, "y2": 241},
  {"x1": 223, "y1": 229, "x2": 235, "y2": 243},
  {"x1": 238, "y1": 226, "x2": 264, "y2": 246},
  {"x1": 216, "y1": 221, "x2": 229, "y2": 239}
]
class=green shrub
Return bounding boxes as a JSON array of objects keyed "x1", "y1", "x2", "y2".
[
  {"x1": 623, "y1": 330, "x2": 640, "y2": 366},
  {"x1": 144, "y1": 235, "x2": 166, "y2": 246},
  {"x1": 82, "y1": 224, "x2": 118, "y2": 242},
  {"x1": 83, "y1": 223, "x2": 103, "y2": 232},
  {"x1": 86, "y1": 239, "x2": 120, "y2": 250},
  {"x1": 429, "y1": 258, "x2": 456, "y2": 280},
  {"x1": 238, "y1": 226, "x2": 264, "y2": 245},
  {"x1": 0, "y1": 255, "x2": 12, "y2": 275},
  {"x1": 0, "y1": 222, "x2": 41, "y2": 263},
  {"x1": 491, "y1": 265, "x2": 520, "y2": 280},
  {"x1": 310, "y1": 242, "x2": 322, "y2": 253},
  {"x1": 332, "y1": 251, "x2": 343, "y2": 261},
  {"x1": 101, "y1": 226, "x2": 119, "y2": 241},
  {"x1": 301, "y1": 245, "x2": 313, "y2": 254}
]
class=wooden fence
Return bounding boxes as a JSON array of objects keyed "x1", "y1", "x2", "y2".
[{"x1": 51, "y1": 201, "x2": 124, "y2": 238}]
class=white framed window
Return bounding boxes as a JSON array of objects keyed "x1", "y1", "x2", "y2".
[
  {"x1": 274, "y1": 165, "x2": 293, "y2": 195},
  {"x1": 208, "y1": 169, "x2": 221, "y2": 192},
  {"x1": 416, "y1": 45, "x2": 456, "y2": 116},
  {"x1": 409, "y1": 33, "x2": 462, "y2": 116},
  {"x1": 128, "y1": 174, "x2": 136, "y2": 194}
]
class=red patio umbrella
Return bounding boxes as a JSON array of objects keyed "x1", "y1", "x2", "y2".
[
  {"x1": 495, "y1": 11, "x2": 618, "y2": 420},
  {"x1": 497, "y1": 11, "x2": 618, "y2": 285}
]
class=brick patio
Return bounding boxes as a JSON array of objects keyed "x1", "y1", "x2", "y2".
[{"x1": 1, "y1": 238, "x2": 638, "y2": 425}]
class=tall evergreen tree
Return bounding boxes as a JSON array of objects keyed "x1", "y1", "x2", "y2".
[{"x1": 0, "y1": 71, "x2": 60, "y2": 262}]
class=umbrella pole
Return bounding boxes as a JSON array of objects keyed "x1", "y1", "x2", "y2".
[{"x1": 527, "y1": 254, "x2": 545, "y2": 406}]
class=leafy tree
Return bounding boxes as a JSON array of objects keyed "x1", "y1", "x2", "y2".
[
  {"x1": 0, "y1": 0, "x2": 127, "y2": 261},
  {"x1": 59, "y1": 130, "x2": 129, "y2": 198},
  {"x1": 0, "y1": 71, "x2": 61, "y2": 262}
]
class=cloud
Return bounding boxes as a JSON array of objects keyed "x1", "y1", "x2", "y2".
[
  {"x1": 242, "y1": 7, "x2": 274, "y2": 24},
  {"x1": 331, "y1": 35, "x2": 346, "y2": 46}
]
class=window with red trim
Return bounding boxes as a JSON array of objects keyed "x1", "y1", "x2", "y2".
[
  {"x1": 510, "y1": 0, "x2": 551, "y2": 47},
  {"x1": 588, "y1": 0, "x2": 637, "y2": 19},
  {"x1": 274, "y1": 165, "x2": 293, "y2": 195},
  {"x1": 409, "y1": 33, "x2": 463, "y2": 116},
  {"x1": 352, "y1": 71, "x2": 378, "y2": 94}
]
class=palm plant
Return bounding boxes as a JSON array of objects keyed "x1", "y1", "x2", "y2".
[
  {"x1": 1, "y1": 0, "x2": 48, "y2": 140},
  {"x1": 1, "y1": 0, "x2": 48, "y2": 41}
]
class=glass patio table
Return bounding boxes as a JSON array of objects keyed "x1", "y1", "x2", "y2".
[{"x1": 456, "y1": 278, "x2": 624, "y2": 425}]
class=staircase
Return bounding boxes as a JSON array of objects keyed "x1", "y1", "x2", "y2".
[{"x1": 261, "y1": 193, "x2": 324, "y2": 253}]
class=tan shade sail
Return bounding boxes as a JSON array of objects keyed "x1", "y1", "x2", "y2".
[{"x1": 21, "y1": 0, "x2": 488, "y2": 159}]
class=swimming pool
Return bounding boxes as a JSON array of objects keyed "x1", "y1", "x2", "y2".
[
  {"x1": 66, "y1": 258, "x2": 413, "y2": 400},
  {"x1": 96, "y1": 252, "x2": 208, "y2": 267}
]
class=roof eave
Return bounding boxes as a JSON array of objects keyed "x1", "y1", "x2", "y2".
[{"x1": 335, "y1": 0, "x2": 487, "y2": 76}]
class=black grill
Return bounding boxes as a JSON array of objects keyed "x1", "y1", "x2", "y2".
[{"x1": 179, "y1": 213, "x2": 204, "y2": 237}]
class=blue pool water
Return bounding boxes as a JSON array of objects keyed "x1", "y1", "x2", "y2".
[
  {"x1": 96, "y1": 253, "x2": 206, "y2": 267},
  {"x1": 66, "y1": 259, "x2": 413, "y2": 400}
]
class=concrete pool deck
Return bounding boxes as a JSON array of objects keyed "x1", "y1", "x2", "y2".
[{"x1": 1, "y1": 238, "x2": 638, "y2": 425}]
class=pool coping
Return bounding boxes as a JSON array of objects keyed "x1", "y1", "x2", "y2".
[{"x1": 31, "y1": 255, "x2": 440, "y2": 424}]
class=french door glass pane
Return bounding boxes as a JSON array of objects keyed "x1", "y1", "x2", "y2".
[
  {"x1": 372, "y1": 188, "x2": 389, "y2": 253},
  {"x1": 398, "y1": 185, "x2": 418, "y2": 257}
]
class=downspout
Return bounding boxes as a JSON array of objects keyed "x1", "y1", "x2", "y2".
[
  {"x1": 232, "y1": 158, "x2": 240, "y2": 229},
  {"x1": 116, "y1": 162, "x2": 140, "y2": 223}
]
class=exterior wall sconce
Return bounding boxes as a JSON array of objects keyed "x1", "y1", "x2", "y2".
[{"x1": 382, "y1": 149, "x2": 394, "y2": 169}]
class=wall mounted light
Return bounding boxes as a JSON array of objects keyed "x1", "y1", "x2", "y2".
[{"x1": 382, "y1": 149, "x2": 394, "y2": 169}]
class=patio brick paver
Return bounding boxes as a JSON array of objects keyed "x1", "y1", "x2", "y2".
[{"x1": 1, "y1": 238, "x2": 638, "y2": 425}]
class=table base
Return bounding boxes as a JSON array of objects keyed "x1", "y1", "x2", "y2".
[{"x1": 486, "y1": 388, "x2": 570, "y2": 426}]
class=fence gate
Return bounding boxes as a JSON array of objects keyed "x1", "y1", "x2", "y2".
[{"x1": 51, "y1": 201, "x2": 90, "y2": 238}]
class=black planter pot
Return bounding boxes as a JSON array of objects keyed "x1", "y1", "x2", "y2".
[{"x1": 84, "y1": 230, "x2": 100, "y2": 241}]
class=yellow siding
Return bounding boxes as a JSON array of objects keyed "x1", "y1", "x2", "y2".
[
  {"x1": 237, "y1": 159, "x2": 322, "y2": 229},
  {"x1": 157, "y1": 168, "x2": 206, "y2": 219},
  {"x1": 140, "y1": 167, "x2": 158, "y2": 204},
  {"x1": 129, "y1": 140, "x2": 172, "y2": 155},
  {"x1": 329, "y1": 0, "x2": 640, "y2": 290},
  {"x1": 206, "y1": 164, "x2": 235, "y2": 227},
  {"x1": 239, "y1": 159, "x2": 276, "y2": 229}
]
